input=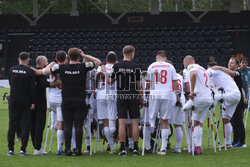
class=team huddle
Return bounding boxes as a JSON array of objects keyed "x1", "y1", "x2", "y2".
[{"x1": 7, "y1": 45, "x2": 248, "y2": 156}]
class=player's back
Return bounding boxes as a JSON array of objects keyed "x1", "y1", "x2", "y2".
[
  {"x1": 187, "y1": 64, "x2": 211, "y2": 99},
  {"x1": 207, "y1": 69, "x2": 238, "y2": 92},
  {"x1": 147, "y1": 61, "x2": 177, "y2": 99}
]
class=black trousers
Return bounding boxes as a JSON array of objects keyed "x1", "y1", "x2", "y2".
[
  {"x1": 30, "y1": 104, "x2": 46, "y2": 150},
  {"x1": 8, "y1": 103, "x2": 31, "y2": 152},
  {"x1": 231, "y1": 102, "x2": 245, "y2": 144},
  {"x1": 62, "y1": 104, "x2": 88, "y2": 151}
]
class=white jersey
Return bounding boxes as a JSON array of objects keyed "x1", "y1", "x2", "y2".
[
  {"x1": 47, "y1": 74, "x2": 62, "y2": 104},
  {"x1": 172, "y1": 73, "x2": 185, "y2": 105},
  {"x1": 187, "y1": 64, "x2": 211, "y2": 99},
  {"x1": 207, "y1": 69, "x2": 239, "y2": 93},
  {"x1": 146, "y1": 61, "x2": 177, "y2": 99},
  {"x1": 96, "y1": 64, "x2": 116, "y2": 100}
]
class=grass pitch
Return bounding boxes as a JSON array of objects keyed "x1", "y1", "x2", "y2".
[{"x1": 0, "y1": 107, "x2": 249, "y2": 167}]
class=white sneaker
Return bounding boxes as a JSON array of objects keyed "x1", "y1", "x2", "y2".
[
  {"x1": 158, "y1": 150, "x2": 166, "y2": 155},
  {"x1": 172, "y1": 148, "x2": 181, "y2": 153},
  {"x1": 34, "y1": 148, "x2": 46, "y2": 155}
]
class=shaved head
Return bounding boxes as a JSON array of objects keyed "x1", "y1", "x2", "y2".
[
  {"x1": 36, "y1": 55, "x2": 48, "y2": 68},
  {"x1": 183, "y1": 55, "x2": 195, "y2": 69}
]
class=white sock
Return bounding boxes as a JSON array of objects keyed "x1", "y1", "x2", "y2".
[
  {"x1": 145, "y1": 126, "x2": 151, "y2": 150},
  {"x1": 194, "y1": 126, "x2": 203, "y2": 147},
  {"x1": 128, "y1": 137, "x2": 134, "y2": 149},
  {"x1": 160, "y1": 129, "x2": 169, "y2": 151},
  {"x1": 71, "y1": 126, "x2": 76, "y2": 149},
  {"x1": 175, "y1": 127, "x2": 183, "y2": 149},
  {"x1": 225, "y1": 123, "x2": 232, "y2": 144},
  {"x1": 104, "y1": 127, "x2": 115, "y2": 150},
  {"x1": 57, "y1": 130, "x2": 64, "y2": 151}
]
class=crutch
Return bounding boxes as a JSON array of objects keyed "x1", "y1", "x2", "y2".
[
  {"x1": 213, "y1": 106, "x2": 221, "y2": 151},
  {"x1": 191, "y1": 100, "x2": 195, "y2": 156},
  {"x1": 155, "y1": 124, "x2": 161, "y2": 153},
  {"x1": 184, "y1": 110, "x2": 191, "y2": 154},
  {"x1": 209, "y1": 109, "x2": 216, "y2": 153},
  {"x1": 207, "y1": 116, "x2": 210, "y2": 149},
  {"x1": 49, "y1": 125, "x2": 54, "y2": 153},
  {"x1": 44, "y1": 110, "x2": 51, "y2": 152},
  {"x1": 142, "y1": 105, "x2": 148, "y2": 156},
  {"x1": 152, "y1": 121, "x2": 160, "y2": 153},
  {"x1": 219, "y1": 88, "x2": 227, "y2": 150},
  {"x1": 244, "y1": 106, "x2": 249, "y2": 129}
]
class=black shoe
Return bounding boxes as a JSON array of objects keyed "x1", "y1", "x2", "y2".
[
  {"x1": 65, "y1": 148, "x2": 72, "y2": 156},
  {"x1": 106, "y1": 144, "x2": 111, "y2": 151},
  {"x1": 133, "y1": 149, "x2": 140, "y2": 156},
  {"x1": 74, "y1": 148, "x2": 82, "y2": 156},
  {"x1": 167, "y1": 143, "x2": 171, "y2": 150},
  {"x1": 145, "y1": 149, "x2": 153, "y2": 154},
  {"x1": 118, "y1": 150, "x2": 127, "y2": 156}
]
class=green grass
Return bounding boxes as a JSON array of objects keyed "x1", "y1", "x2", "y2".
[{"x1": 0, "y1": 108, "x2": 249, "y2": 167}]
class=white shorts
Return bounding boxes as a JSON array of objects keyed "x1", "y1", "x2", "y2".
[
  {"x1": 49, "y1": 102, "x2": 63, "y2": 121},
  {"x1": 184, "y1": 97, "x2": 213, "y2": 123},
  {"x1": 141, "y1": 106, "x2": 149, "y2": 124},
  {"x1": 97, "y1": 99, "x2": 117, "y2": 120},
  {"x1": 218, "y1": 90, "x2": 240, "y2": 119},
  {"x1": 223, "y1": 91, "x2": 240, "y2": 119},
  {"x1": 149, "y1": 99, "x2": 172, "y2": 127},
  {"x1": 169, "y1": 106, "x2": 185, "y2": 125}
]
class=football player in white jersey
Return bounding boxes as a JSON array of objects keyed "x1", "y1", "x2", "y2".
[
  {"x1": 146, "y1": 51, "x2": 180, "y2": 155},
  {"x1": 96, "y1": 51, "x2": 117, "y2": 154},
  {"x1": 207, "y1": 62, "x2": 241, "y2": 148},
  {"x1": 183, "y1": 55, "x2": 213, "y2": 155},
  {"x1": 47, "y1": 51, "x2": 67, "y2": 155},
  {"x1": 170, "y1": 72, "x2": 185, "y2": 153}
]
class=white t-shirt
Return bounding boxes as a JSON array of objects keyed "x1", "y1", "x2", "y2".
[
  {"x1": 207, "y1": 69, "x2": 239, "y2": 93},
  {"x1": 146, "y1": 61, "x2": 178, "y2": 99},
  {"x1": 96, "y1": 64, "x2": 117, "y2": 100},
  {"x1": 187, "y1": 64, "x2": 211, "y2": 99},
  {"x1": 47, "y1": 74, "x2": 62, "y2": 104}
]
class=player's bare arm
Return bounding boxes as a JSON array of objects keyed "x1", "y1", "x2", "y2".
[
  {"x1": 173, "y1": 80, "x2": 181, "y2": 103},
  {"x1": 80, "y1": 50, "x2": 101, "y2": 68},
  {"x1": 189, "y1": 70, "x2": 197, "y2": 100}
]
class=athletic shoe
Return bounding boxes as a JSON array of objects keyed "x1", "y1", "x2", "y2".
[
  {"x1": 128, "y1": 148, "x2": 133, "y2": 153},
  {"x1": 65, "y1": 148, "x2": 72, "y2": 156},
  {"x1": 158, "y1": 150, "x2": 166, "y2": 155},
  {"x1": 118, "y1": 150, "x2": 127, "y2": 156},
  {"x1": 74, "y1": 148, "x2": 82, "y2": 156},
  {"x1": 220, "y1": 144, "x2": 232, "y2": 149},
  {"x1": 16, "y1": 137, "x2": 21, "y2": 141},
  {"x1": 109, "y1": 150, "x2": 117, "y2": 155},
  {"x1": 84, "y1": 146, "x2": 90, "y2": 153},
  {"x1": 133, "y1": 149, "x2": 140, "y2": 156},
  {"x1": 20, "y1": 151, "x2": 29, "y2": 156},
  {"x1": 172, "y1": 148, "x2": 181, "y2": 153},
  {"x1": 145, "y1": 149, "x2": 153, "y2": 154},
  {"x1": 194, "y1": 146, "x2": 203, "y2": 155},
  {"x1": 34, "y1": 148, "x2": 46, "y2": 155},
  {"x1": 7, "y1": 150, "x2": 14, "y2": 156},
  {"x1": 232, "y1": 142, "x2": 240, "y2": 147},
  {"x1": 238, "y1": 143, "x2": 247, "y2": 148},
  {"x1": 56, "y1": 150, "x2": 64, "y2": 156}
]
